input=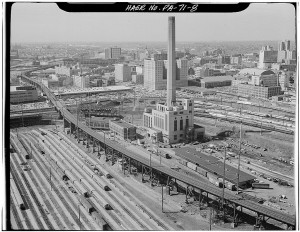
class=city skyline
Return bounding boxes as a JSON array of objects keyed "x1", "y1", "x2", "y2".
[{"x1": 11, "y1": 3, "x2": 296, "y2": 43}]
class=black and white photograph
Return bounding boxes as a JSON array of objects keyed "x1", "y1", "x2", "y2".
[{"x1": 4, "y1": 2, "x2": 298, "y2": 230}]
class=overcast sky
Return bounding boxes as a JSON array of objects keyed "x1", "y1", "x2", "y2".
[{"x1": 11, "y1": 3, "x2": 296, "y2": 43}]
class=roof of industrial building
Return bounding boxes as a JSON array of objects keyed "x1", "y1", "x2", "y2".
[
  {"x1": 239, "y1": 68, "x2": 275, "y2": 76},
  {"x1": 180, "y1": 86, "x2": 217, "y2": 93},
  {"x1": 200, "y1": 76, "x2": 235, "y2": 83},
  {"x1": 54, "y1": 86, "x2": 132, "y2": 96},
  {"x1": 173, "y1": 147, "x2": 255, "y2": 184},
  {"x1": 109, "y1": 120, "x2": 136, "y2": 129}
]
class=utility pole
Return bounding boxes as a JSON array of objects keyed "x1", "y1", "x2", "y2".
[
  {"x1": 260, "y1": 122, "x2": 262, "y2": 136},
  {"x1": 237, "y1": 122, "x2": 242, "y2": 194},
  {"x1": 161, "y1": 184, "x2": 164, "y2": 212},
  {"x1": 222, "y1": 147, "x2": 226, "y2": 222},
  {"x1": 209, "y1": 206, "x2": 212, "y2": 230}
]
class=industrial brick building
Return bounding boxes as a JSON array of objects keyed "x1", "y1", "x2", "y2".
[
  {"x1": 109, "y1": 119, "x2": 137, "y2": 140},
  {"x1": 237, "y1": 84, "x2": 282, "y2": 99},
  {"x1": 200, "y1": 76, "x2": 235, "y2": 88}
]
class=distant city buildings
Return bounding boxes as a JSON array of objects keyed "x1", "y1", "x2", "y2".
[
  {"x1": 55, "y1": 64, "x2": 80, "y2": 77},
  {"x1": 239, "y1": 68, "x2": 278, "y2": 87},
  {"x1": 105, "y1": 47, "x2": 121, "y2": 59},
  {"x1": 217, "y1": 55, "x2": 231, "y2": 65},
  {"x1": 41, "y1": 79, "x2": 59, "y2": 89},
  {"x1": 132, "y1": 73, "x2": 144, "y2": 84},
  {"x1": 114, "y1": 64, "x2": 132, "y2": 82},
  {"x1": 258, "y1": 45, "x2": 278, "y2": 69},
  {"x1": 230, "y1": 54, "x2": 242, "y2": 65},
  {"x1": 73, "y1": 75, "x2": 90, "y2": 88},
  {"x1": 143, "y1": 58, "x2": 188, "y2": 90},
  {"x1": 10, "y1": 85, "x2": 38, "y2": 103},
  {"x1": 10, "y1": 49, "x2": 19, "y2": 59}
]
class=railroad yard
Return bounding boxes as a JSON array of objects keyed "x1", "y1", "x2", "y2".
[
  {"x1": 9, "y1": 78, "x2": 296, "y2": 230},
  {"x1": 10, "y1": 125, "x2": 177, "y2": 230}
]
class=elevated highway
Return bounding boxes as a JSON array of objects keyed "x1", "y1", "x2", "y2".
[{"x1": 20, "y1": 74, "x2": 296, "y2": 229}]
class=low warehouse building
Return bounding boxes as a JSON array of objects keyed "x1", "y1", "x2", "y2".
[
  {"x1": 173, "y1": 147, "x2": 255, "y2": 188},
  {"x1": 200, "y1": 75, "x2": 235, "y2": 88}
]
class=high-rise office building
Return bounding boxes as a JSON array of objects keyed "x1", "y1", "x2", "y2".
[
  {"x1": 278, "y1": 41, "x2": 286, "y2": 51},
  {"x1": 114, "y1": 64, "x2": 132, "y2": 82},
  {"x1": 285, "y1": 40, "x2": 291, "y2": 51},
  {"x1": 143, "y1": 58, "x2": 188, "y2": 90},
  {"x1": 105, "y1": 47, "x2": 121, "y2": 59},
  {"x1": 258, "y1": 46, "x2": 278, "y2": 69}
]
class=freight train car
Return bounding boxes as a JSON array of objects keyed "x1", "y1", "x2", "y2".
[
  {"x1": 91, "y1": 211, "x2": 109, "y2": 230},
  {"x1": 252, "y1": 183, "x2": 270, "y2": 189},
  {"x1": 11, "y1": 179, "x2": 25, "y2": 210},
  {"x1": 78, "y1": 195, "x2": 94, "y2": 213},
  {"x1": 196, "y1": 166, "x2": 207, "y2": 177}
]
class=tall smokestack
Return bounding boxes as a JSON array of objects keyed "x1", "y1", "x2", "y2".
[{"x1": 167, "y1": 16, "x2": 176, "y2": 107}]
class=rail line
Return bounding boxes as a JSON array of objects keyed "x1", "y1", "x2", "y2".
[
  {"x1": 10, "y1": 158, "x2": 46, "y2": 229},
  {"x1": 57, "y1": 130, "x2": 173, "y2": 230},
  {"x1": 21, "y1": 134, "x2": 90, "y2": 230},
  {"x1": 42, "y1": 130, "x2": 150, "y2": 230},
  {"x1": 194, "y1": 114, "x2": 294, "y2": 135},
  {"x1": 20, "y1": 135, "x2": 89, "y2": 230}
]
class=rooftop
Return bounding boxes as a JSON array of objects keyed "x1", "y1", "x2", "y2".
[
  {"x1": 173, "y1": 147, "x2": 255, "y2": 184},
  {"x1": 239, "y1": 68, "x2": 275, "y2": 76},
  {"x1": 110, "y1": 120, "x2": 136, "y2": 129},
  {"x1": 180, "y1": 86, "x2": 217, "y2": 93},
  {"x1": 200, "y1": 75, "x2": 235, "y2": 82},
  {"x1": 53, "y1": 86, "x2": 132, "y2": 96}
]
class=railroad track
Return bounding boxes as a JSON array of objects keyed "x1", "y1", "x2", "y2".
[
  {"x1": 10, "y1": 157, "x2": 46, "y2": 229},
  {"x1": 194, "y1": 115, "x2": 294, "y2": 135},
  {"x1": 43, "y1": 132, "x2": 142, "y2": 230},
  {"x1": 12, "y1": 154, "x2": 54, "y2": 230},
  {"x1": 30, "y1": 132, "x2": 124, "y2": 230},
  {"x1": 10, "y1": 194, "x2": 24, "y2": 230},
  {"x1": 22, "y1": 134, "x2": 91, "y2": 230},
  {"x1": 21, "y1": 134, "x2": 84, "y2": 230},
  {"x1": 58, "y1": 131, "x2": 172, "y2": 230},
  {"x1": 56, "y1": 129, "x2": 170, "y2": 230}
]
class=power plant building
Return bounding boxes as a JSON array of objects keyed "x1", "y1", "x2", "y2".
[{"x1": 143, "y1": 17, "x2": 204, "y2": 144}]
